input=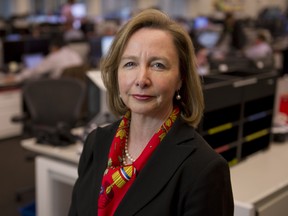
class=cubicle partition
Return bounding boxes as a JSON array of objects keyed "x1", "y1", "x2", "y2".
[{"x1": 198, "y1": 69, "x2": 278, "y2": 166}]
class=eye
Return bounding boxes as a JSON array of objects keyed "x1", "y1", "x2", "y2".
[
  {"x1": 152, "y1": 62, "x2": 166, "y2": 70},
  {"x1": 123, "y1": 61, "x2": 136, "y2": 69}
]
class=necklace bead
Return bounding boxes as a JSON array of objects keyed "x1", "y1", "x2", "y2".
[{"x1": 124, "y1": 134, "x2": 136, "y2": 163}]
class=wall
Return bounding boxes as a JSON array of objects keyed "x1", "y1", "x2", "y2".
[
  {"x1": 4, "y1": 0, "x2": 31, "y2": 16},
  {"x1": 86, "y1": 0, "x2": 101, "y2": 17},
  {"x1": 87, "y1": 0, "x2": 287, "y2": 18},
  {"x1": 3, "y1": 0, "x2": 288, "y2": 19}
]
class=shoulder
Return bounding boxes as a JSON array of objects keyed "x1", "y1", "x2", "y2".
[
  {"x1": 170, "y1": 117, "x2": 226, "y2": 165},
  {"x1": 77, "y1": 120, "x2": 120, "y2": 172},
  {"x1": 82, "y1": 120, "x2": 121, "y2": 153},
  {"x1": 179, "y1": 130, "x2": 230, "y2": 188},
  {"x1": 192, "y1": 129, "x2": 227, "y2": 166},
  {"x1": 84, "y1": 120, "x2": 120, "y2": 149},
  {"x1": 174, "y1": 117, "x2": 229, "y2": 172}
]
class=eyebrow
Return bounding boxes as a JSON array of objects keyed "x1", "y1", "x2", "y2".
[
  {"x1": 120, "y1": 55, "x2": 137, "y2": 61},
  {"x1": 120, "y1": 55, "x2": 170, "y2": 63}
]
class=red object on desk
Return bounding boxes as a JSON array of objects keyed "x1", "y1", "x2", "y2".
[{"x1": 279, "y1": 94, "x2": 288, "y2": 117}]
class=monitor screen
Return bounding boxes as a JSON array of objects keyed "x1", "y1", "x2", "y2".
[
  {"x1": 71, "y1": 3, "x2": 87, "y2": 19},
  {"x1": 197, "y1": 31, "x2": 220, "y2": 48},
  {"x1": 193, "y1": 16, "x2": 209, "y2": 30},
  {"x1": 5, "y1": 34, "x2": 22, "y2": 41},
  {"x1": 101, "y1": 36, "x2": 114, "y2": 57},
  {"x1": 22, "y1": 53, "x2": 44, "y2": 69}
]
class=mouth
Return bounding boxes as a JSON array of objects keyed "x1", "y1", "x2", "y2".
[{"x1": 132, "y1": 94, "x2": 154, "y2": 100}]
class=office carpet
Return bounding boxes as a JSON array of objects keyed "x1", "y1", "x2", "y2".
[{"x1": 0, "y1": 136, "x2": 35, "y2": 216}]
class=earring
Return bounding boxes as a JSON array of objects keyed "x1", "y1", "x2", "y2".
[{"x1": 176, "y1": 91, "x2": 181, "y2": 100}]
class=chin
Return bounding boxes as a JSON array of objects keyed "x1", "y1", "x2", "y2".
[
  {"x1": 129, "y1": 104, "x2": 156, "y2": 115},
  {"x1": 130, "y1": 104, "x2": 170, "y2": 117}
]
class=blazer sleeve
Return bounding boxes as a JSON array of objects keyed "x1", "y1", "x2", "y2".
[
  {"x1": 183, "y1": 156, "x2": 234, "y2": 216},
  {"x1": 68, "y1": 129, "x2": 97, "y2": 216}
]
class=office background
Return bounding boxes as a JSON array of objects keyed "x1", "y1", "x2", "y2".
[
  {"x1": 1, "y1": 0, "x2": 287, "y2": 19},
  {"x1": 1, "y1": 0, "x2": 288, "y2": 216}
]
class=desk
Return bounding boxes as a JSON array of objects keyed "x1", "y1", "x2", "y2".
[
  {"x1": 36, "y1": 156, "x2": 77, "y2": 216},
  {"x1": 21, "y1": 138, "x2": 82, "y2": 216},
  {"x1": 21, "y1": 138, "x2": 82, "y2": 164},
  {"x1": 231, "y1": 141, "x2": 288, "y2": 216},
  {"x1": 22, "y1": 138, "x2": 288, "y2": 216},
  {"x1": 0, "y1": 86, "x2": 22, "y2": 139}
]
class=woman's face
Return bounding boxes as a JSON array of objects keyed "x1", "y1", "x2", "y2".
[{"x1": 118, "y1": 28, "x2": 182, "y2": 118}]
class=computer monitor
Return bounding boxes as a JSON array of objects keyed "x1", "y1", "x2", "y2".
[
  {"x1": 89, "y1": 36, "x2": 115, "y2": 68},
  {"x1": 196, "y1": 30, "x2": 220, "y2": 49},
  {"x1": 71, "y1": 3, "x2": 87, "y2": 19},
  {"x1": 3, "y1": 39, "x2": 25, "y2": 63},
  {"x1": 3, "y1": 37, "x2": 50, "y2": 64},
  {"x1": 23, "y1": 37, "x2": 50, "y2": 55},
  {"x1": 88, "y1": 36, "x2": 102, "y2": 67},
  {"x1": 101, "y1": 36, "x2": 114, "y2": 57},
  {"x1": 193, "y1": 16, "x2": 209, "y2": 30},
  {"x1": 22, "y1": 53, "x2": 44, "y2": 69},
  {"x1": 5, "y1": 34, "x2": 22, "y2": 41},
  {"x1": 86, "y1": 70, "x2": 117, "y2": 126}
]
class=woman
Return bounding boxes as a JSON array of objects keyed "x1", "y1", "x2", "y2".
[{"x1": 69, "y1": 9, "x2": 234, "y2": 216}]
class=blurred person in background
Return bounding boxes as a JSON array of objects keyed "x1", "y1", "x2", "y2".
[
  {"x1": 63, "y1": 20, "x2": 85, "y2": 42},
  {"x1": 243, "y1": 31, "x2": 273, "y2": 61},
  {"x1": 61, "y1": 0, "x2": 76, "y2": 23},
  {"x1": 2, "y1": 36, "x2": 83, "y2": 84}
]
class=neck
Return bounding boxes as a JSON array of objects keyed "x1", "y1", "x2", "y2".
[
  {"x1": 130, "y1": 105, "x2": 173, "y2": 134},
  {"x1": 129, "y1": 116, "x2": 167, "y2": 143},
  {"x1": 126, "y1": 108, "x2": 173, "y2": 158}
]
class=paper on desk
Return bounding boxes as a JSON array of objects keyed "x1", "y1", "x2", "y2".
[{"x1": 86, "y1": 70, "x2": 106, "y2": 91}]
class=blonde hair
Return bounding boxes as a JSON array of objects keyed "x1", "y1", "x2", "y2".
[{"x1": 100, "y1": 8, "x2": 204, "y2": 127}]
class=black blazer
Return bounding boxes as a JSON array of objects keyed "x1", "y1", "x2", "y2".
[{"x1": 69, "y1": 117, "x2": 234, "y2": 216}]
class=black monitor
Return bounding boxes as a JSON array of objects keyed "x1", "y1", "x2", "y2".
[
  {"x1": 3, "y1": 39, "x2": 25, "y2": 63},
  {"x1": 23, "y1": 37, "x2": 50, "y2": 55},
  {"x1": 88, "y1": 36, "x2": 102, "y2": 68},
  {"x1": 88, "y1": 35, "x2": 115, "y2": 68},
  {"x1": 3, "y1": 37, "x2": 50, "y2": 64}
]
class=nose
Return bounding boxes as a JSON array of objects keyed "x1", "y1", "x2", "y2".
[{"x1": 136, "y1": 66, "x2": 151, "y2": 88}]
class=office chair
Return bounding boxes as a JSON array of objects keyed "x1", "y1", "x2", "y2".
[
  {"x1": 14, "y1": 77, "x2": 86, "y2": 146},
  {"x1": 61, "y1": 63, "x2": 90, "y2": 122},
  {"x1": 61, "y1": 63, "x2": 90, "y2": 83},
  {"x1": 13, "y1": 77, "x2": 85, "y2": 203}
]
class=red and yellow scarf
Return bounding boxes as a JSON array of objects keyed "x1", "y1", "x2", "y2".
[{"x1": 98, "y1": 107, "x2": 180, "y2": 216}]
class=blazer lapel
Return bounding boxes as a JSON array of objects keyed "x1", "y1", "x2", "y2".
[
  {"x1": 93, "y1": 123, "x2": 119, "y2": 215},
  {"x1": 115, "y1": 118, "x2": 196, "y2": 216}
]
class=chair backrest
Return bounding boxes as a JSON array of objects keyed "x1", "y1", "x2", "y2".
[
  {"x1": 67, "y1": 41, "x2": 90, "y2": 63},
  {"x1": 61, "y1": 63, "x2": 90, "y2": 83},
  {"x1": 23, "y1": 78, "x2": 85, "y2": 128},
  {"x1": 61, "y1": 63, "x2": 90, "y2": 120}
]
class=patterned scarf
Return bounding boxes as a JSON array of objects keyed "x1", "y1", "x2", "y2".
[{"x1": 98, "y1": 107, "x2": 180, "y2": 216}]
